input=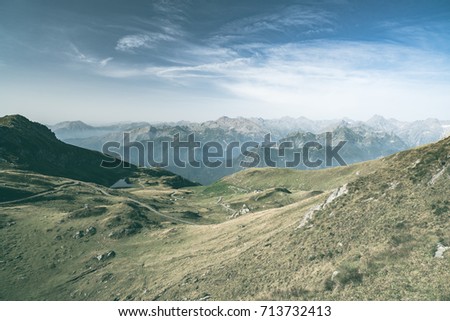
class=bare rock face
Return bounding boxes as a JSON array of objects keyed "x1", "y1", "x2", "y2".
[
  {"x1": 297, "y1": 184, "x2": 348, "y2": 229},
  {"x1": 325, "y1": 184, "x2": 348, "y2": 206}
]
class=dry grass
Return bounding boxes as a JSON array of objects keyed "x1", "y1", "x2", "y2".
[{"x1": 1, "y1": 137, "x2": 450, "y2": 300}]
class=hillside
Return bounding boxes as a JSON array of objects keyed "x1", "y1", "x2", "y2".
[
  {"x1": 1, "y1": 119, "x2": 449, "y2": 300},
  {"x1": 0, "y1": 115, "x2": 195, "y2": 189}
]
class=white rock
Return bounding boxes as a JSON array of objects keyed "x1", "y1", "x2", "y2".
[
  {"x1": 435, "y1": 243, "x2": 449, "y2": 258},
  {"x1": 429, "y1": 166, "x2": 448, "y2": 186}
]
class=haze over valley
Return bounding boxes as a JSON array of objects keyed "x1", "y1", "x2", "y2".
[{"x1": 50, "y1": 115, "x2": 450, "y2": 184}]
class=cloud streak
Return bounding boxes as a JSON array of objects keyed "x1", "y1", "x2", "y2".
[
  {"x1": 91, "y1": 36, "x2": 450, "y2": 121},
  {"x1": 102, "y1": 40, "x2": 450, "y2": 83},
  {"x1": 115, "y1": 33, "x2": 174, "y2": 52},
  {"x1": 212, "y1": 4, "x2": 336, "y2": 45},
  {"x1": 68, "y1": 43, "x2": 113, "y2": 68}
]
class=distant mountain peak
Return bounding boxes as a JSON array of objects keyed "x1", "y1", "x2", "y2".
[
  {"x1": 52, "y1": 120, "x2": 93, "y2": 131},
  {"x1": 368, "y1": 114, "x2": 387, "y2": 121}
]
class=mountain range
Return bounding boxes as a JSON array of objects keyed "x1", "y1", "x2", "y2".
[
  {"x1": 51, "y1": 115, "x2": 450, "y2": 146},
  {"x1": 49, "y1": 115, "x2": 450, "y2": 184}
]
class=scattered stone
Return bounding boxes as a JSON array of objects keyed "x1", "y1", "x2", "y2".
[
  {"x1": 435, "y1": 243, "x2": 449, "y2": 258},
  {"x1": 230, "y1": 204, "x2": 251, "y2": 219},
  {"x1": 198, "y1": 293, "x2": 211, "y2": 301},
  {"x1": 73, "y1": 231, "x2": 85, "y2": 239},
  {"x1": 85, "y1": 226, "x2": 97, "y2": 236},
  {"x1": 95, "y1": 250, "x2": 116, "y2": 262},
  {"x1": 54, "y1": 235, "x2": 62, "y2": 241},
  {"x1": 331, "y1": 271, "x2": 340, "y2": 281},
  {"x1": 106, "y1": 251, "x2": 116, "y2": 259}
]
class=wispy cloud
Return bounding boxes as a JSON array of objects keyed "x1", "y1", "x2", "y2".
[
  {"x1": 99, "y1": 57, "x2": 113, "y2": 67},
  {"x1": 104, "y1": 40, "x2": 450, "y2": 81},
  {"x1": 147, "y1": 58, "x2": 252, "y2": 78},
  {"x1": 152, "y1": 0, "x2": 190, "y2": 20},
  {"x1": 94, "y1": 37, "x2": 450, "y2": 121},
  {"x1": 115, "y1": 33, "x2": 174, "y2": 52},
  {"x1": 212, "y1": 4, "x2": 335, "y2": 45},
  {"x1": 68, "y1": 43, "x2": 113, "y2": 68},
  {"x1": 54, "y1": 2, "x2": 450, "y2": 120},
  {"x1": 114, "y1": 1, "x2": 189, "y2": 53},
  {"x1": 380, "y1": 21, "x2": 450, "y2": 53}
]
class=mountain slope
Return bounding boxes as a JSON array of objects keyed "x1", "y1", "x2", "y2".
[
  {"x1": 154, "y1": 136, "x2": 450, "y2": 300},
  {"x1": 279, "y1": 125, "x2": 408, "y2": 166},
  {"x1": 0, "y1": 115, "x2": 195, "y2": 188}
]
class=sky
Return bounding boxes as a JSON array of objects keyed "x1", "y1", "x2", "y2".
[{"x1": 0, "y1": 0, "x2": 450, "y2": 124}]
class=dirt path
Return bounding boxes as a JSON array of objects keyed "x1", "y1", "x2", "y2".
[
  {"x1": 0, "y1": 178, "x2": 195, "y2": 225},
  {"x1": 0, "y1": 182, "x2": 76, "y2": 205}
]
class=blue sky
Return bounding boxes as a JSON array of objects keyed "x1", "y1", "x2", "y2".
[{"x1": 0, "y1": 0, "x2": 449, "y2": 123}]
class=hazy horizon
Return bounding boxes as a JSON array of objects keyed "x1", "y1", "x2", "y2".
[
  {"x1": 1, "y1": 1, "x2": 450, "y2": 123},
  {"x1": 2, "y1": 113, "x2": 450, "y2": 127},
  {"x1": 52, "y1": 114, "x2": 450, "y2": 127}
]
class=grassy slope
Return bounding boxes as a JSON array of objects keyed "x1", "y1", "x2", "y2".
[
  {"x1": 204, "y1": 161, "x2": 380, "y2": 193},
  {"x1": 0, "y1": 136, "x2": 449, "y2": 300}
]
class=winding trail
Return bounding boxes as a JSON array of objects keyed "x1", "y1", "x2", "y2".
[
  {"x1": 0, "y1": 179, "x2": 195, "y2": 225},
  {"x1": 0, "y1": 182, "x2": 76, "y2": 205}
]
